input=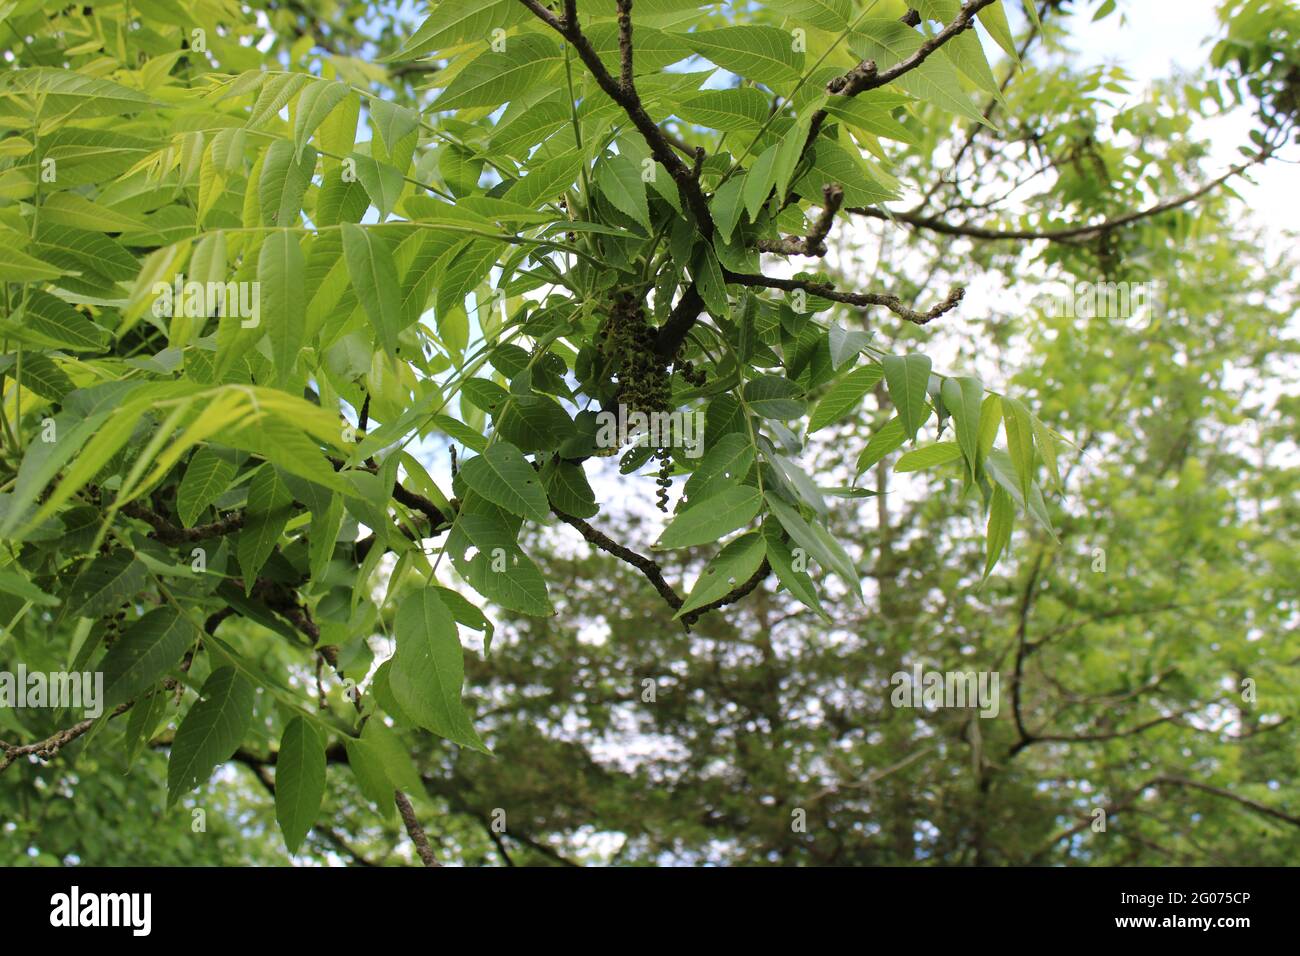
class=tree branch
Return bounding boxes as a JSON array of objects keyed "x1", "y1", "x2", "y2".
[
  {"x1": 757, "y1": 184, "x2": 844, "y2": 257},
  {"x1": 805, "y1": 0, "x2": 999, "y2": 147},
  {"x1": 552, "y1": 507, "x2": 683, "y2": 611},
  {"x1": 516, "y1": 0, "x2": 714, "y2": 231},
  {"x1": 120, "y1": 500, "x2": 246, "y2": 545},
  {"x1": 395, "y1": 789, "x2": 442, "y2": 867},
  {"x1": 724, "y1": 271, "x2": 965, "y2": 325},
  {"x1": 850, "y1": 148, "x2": 1281, "y2": 244}
]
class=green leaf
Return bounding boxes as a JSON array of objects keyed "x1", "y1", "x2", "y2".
[
  {"x1": 850, "y1": 21, "x2": 986, "y2": 124},
  {"x1": 1000, "y1": 395, "x2": 1035, "y2": 503},
  {"x1": 939, "y1": 375, "x2": 984, "y2": 478},
  {"x1": 258, "y1": 229, "x2": 306, "y2": 385},
  {"x1": 0, "y1": 569, "x2": 59, "y2": 607},
  {"x1": 742, "y1": 144, "x2": 780, "y2": 221},
  {"x1": 432, "y1": 34, "x2": 563, "y2": 111},
  {"x1": 655, "y1": 485, "x2": 762, "y2": 550},
  {"x1": 293, "y1": 79, "x2": 350, "y2": 160},
  {"x1": 977, "y1": 393, "x2": 1002, "y2": 461},
  {"x1": 167, "y1": 666, "x2": 256, "y2": 807},
  {"x1": 343, "y1": 735, "x2": 396, "y2": 818},
  {"x1": 238, "y1": 465, "x2": 294, "y2": 592},
  {"x1": 386, "y1": 0, "x2": 529, "y2": 62},
  {"x1": 358, "y1": 719, "x2": 425, "y2": 793},
  {"x1": 761, "y1": 517, "x2": 828, "y2": 620},
  {"x1": 823, "y1": 97, "x2": 919, "y2": 145},
  {"x1": 979, "y1": 0, "x2": 1020, "y2": 61},
  {"x1": 0, "y1": 68, "x2": 159, "y2": 119},
  {"x1": 983, "y1": 484, "x2": 1014, "y2": 579},
  {"x1": 855, "y1": 417, "x2": 906, "y2": 473},
  {"x1": 784, "y1": 0, "x2": 852, "y2": 30},
  {"x1": 1031, "y1": 414, "x2": 1062, "y2": 492},
  {"x1": 246, "y1": 73, "x2": 309, "y2": 129},
  {"x1": 8, "y1": 353, "x2": 73, "y2": 401},
  {"x1": 0, "y1": 245, "x2": 66, "y2": 282},
  {"x1": 542, "y1": 459, "x2": 598, "y2": 518},
  {"x1": 506, "y1": 150, "x2": 583, "y2": 209},
  {"x1": 369, "y1": 98, "x2": 420, "y2": 158},
  {"x1": 63, "y1": 551, "x2": 149, "y2": 621},
  {"x1": 809, "y1": 363, "x2": 883, "y2": 432},
  {"x1": 693, "y1": 243, "x2": 729, "y2": 318},
  {"x1": 275, "y1": 717, "x2": 326, "y2": 854},
  {"x1": 435, "y1": 238, "x2": 506, "y2": 319},
  {"x1": 710, "y1": 175, "x2": 747, "y2": 242},
  {"x1": 447, "y1": 511, "x2": 554, "y2": 616},
  {"x1": 683, "y1": 26, "x2": 805, "y2": 91},
  {"x1": 744, "y1": 374, "x2": 806, "y2": 419},
  {"x1": 341, "y1": 222, "x2": 403, "y2": 355},
  {"x1": 100, "y1": 607, "x2": 200, "y2": 710},
  {"x1": 349, "y1": 153, "x2": 405, "y2": 219},
  {"x1": 772, "y1": 110, "x2": 814, "y2": 202},
  {"x1": 985, "y1": 450, "x2": 1055, "y2": 540},
  {"x1": 881, "y1": 353, "x2": 931, "y2": 441},
  {"x1": 676, "y1": 88, "x2": 770, "y2": 131},
  {"x1": 458, "y1": 442, "x2": 551, "y2": 523},
  {"x1": 15, "y1": 290, "x2": 109, "y2": 352},
  {"x1": 797, "y1": 139, "x2": 898, "y2": 207},
  {"x1": 597, "y1": 152, "x2": 651, "y2": 233},
  {"x1": 682, "y1": 432, "x2": 755, "y2": 507},
  {"x1": 675, "y1": 531, "x2": 765, "y2": 618},
  {"x1": 763, "y1": 492, "x2": 860, "y2": 598},
  {"x1": 177, "y1": 448, "x2": 237, "y2": 528},
  {"x1": 895, "y1": 441, "x2": 962, "y2": 472},
  {"x1": 389, "y1": 588, "x2": 488, "y2": 751},
  {"x1": 258, "y1": 139, "x2": 315, "y2": 227},
  {"x1": 308, "y1": 494, "x2": 345, "y2": 583},
  {"x1": 828, "y1": 321, "x2": 872, "y2": 370}
]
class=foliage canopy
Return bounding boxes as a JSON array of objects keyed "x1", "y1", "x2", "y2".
[{"x1": 1, "y1": 0, "x2": 1297, "y2": 864}]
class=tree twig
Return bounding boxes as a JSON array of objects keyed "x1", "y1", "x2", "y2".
[{"x1": 395, "y1": 790, "x2": 441, "y2": 867}]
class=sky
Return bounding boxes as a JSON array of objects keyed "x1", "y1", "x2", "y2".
[{"x1": 1058, "y1": 0, "x2": 1297, "y2": 234}]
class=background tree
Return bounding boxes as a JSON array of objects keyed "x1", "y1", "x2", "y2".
[{"x1": 1, "y1": 0, "x2": 1296, "y2": 864}]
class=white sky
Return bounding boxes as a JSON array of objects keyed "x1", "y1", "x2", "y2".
[{"x1": 1060, "y1": 0, "x2": 1298, "y2": 234}]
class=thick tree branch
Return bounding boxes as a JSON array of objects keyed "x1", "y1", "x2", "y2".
[
  {"x1": 120, "y1": 500, "x2": 246, "y2": 545},
  {"x1": 616, "y1": 0, "x2": 634, "y2": 93},
  {"x1": 516, "y1": 0, "x2": 714, "y2": 231}
]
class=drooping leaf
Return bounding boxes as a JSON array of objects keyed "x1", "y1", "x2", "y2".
[
  {"x1": 389, "y1": 588, "x2": 488, "y2": 751},
  {"x1": 167, "y1": 666, "x2": 256, "y2": 807},
  {"x1": 275, "y1": 717, "x2": 326, "y2": 854},
  {"x1": 341, "y1": 222, "x2": 403, "y2": 355},
  {"x1": 881, "y1": 353, "x2": 932, "y2": 441}
]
